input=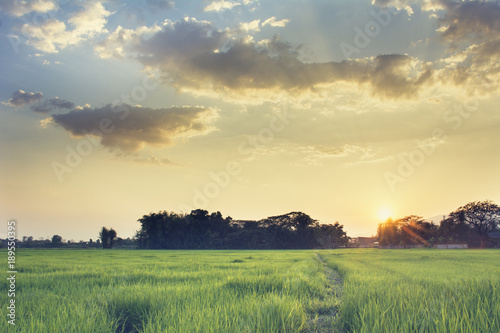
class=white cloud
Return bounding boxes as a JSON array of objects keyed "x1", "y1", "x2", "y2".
[
  {"x1": 95, "y1": 24, "x2": 162, "y2": 59},
  {"x1": 0, "y1": 0, "x2": 56, "y2": 17},
  {"x1": 371, "y1": 0, "x2": 445, "y2": 15},
  {"x1": 239, "y1": 19, "x2": 260, "y2": 32},
  {"x1": 68, "y1": 2, "x2": 110, "y2": 37},
  {"x1": 371, "y1": 0, "x2": 413, "y2": 15},
  {"x1": 21, "y1": 2, "x2": 111, "y2": 53},
  {"x1": 22, "y1": 19, "x2": 67, "y2": 53},
  {"x1": 204, "y1": 0, "x2": 258, "y2": 12},
  {"x1": 204, "y1": 1, "x2": 239, "y2": 12},
  {"x1": 262, "y1": 17, "x2": 290, "y2": 28},
  {"x1": 421, "y1": 0, "x2": 446, "y2": 12},
  {"x1": 39, "y1": 117, "x2": 53, "y2": 129}
]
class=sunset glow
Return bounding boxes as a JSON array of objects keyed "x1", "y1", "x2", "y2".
[{"x1": 378, "y1": 208, "x2": 393, "y2": 222}]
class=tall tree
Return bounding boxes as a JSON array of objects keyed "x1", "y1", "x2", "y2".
[
  {"x1": 51, "y1": 235, "x2": 63, "y2": 248},
  {"x1": 100, "y1": 227, "x2": 117, "y2": 249},
  {"x1": 450, "y1": 200, "x2": 500, "y2": 248},
  {"x1": 108, "y1": 228, "x2": 117, "y2": 249},
  {"x1": 100, "y1": 227, "x2": 109, "y2": 248}
]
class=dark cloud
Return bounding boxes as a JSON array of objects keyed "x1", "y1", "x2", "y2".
[
  {"x1": 372, "y1": 0, "x2": 500, "y2": 43},
  {"x1": 4, "y1": 90, "x2": 43, "y2": 107},
  {"x1": 98, "y1": 18, "x2": 432, "y2": 100},
  {"x1": 31, "y1": 97, "x2": 75, "y2": 113},
  {"x1": 51, "y1": 104, "x2": 218, "y2": 152},
  {"x1": 438, "y1": 0, "x2": 500, "y2": 45},
  {"x1": 370, "y1": 54, "x2": 433, "y2": 98},
  {"x1": 435, "y1": 1, "x2": 500, "y2": 92},
  {"x1": 372, "y1": 0, "x2": 500, "y2": 93}
]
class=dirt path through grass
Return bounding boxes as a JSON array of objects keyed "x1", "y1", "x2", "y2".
[{"x1": 305, "y1": 253, "x2": 344, "y2": 332}]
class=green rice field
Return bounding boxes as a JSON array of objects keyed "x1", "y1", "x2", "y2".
[
  {"x1": 322, "y1": 249, "x2": 500, "y2": 333},
  {"x1": 1, "y1": 249, "x2": 499, "y2": 332}
]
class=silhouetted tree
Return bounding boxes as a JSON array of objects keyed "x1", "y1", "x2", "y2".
[
  {"x1": 51, "y1": 235, "x2": 63, "y2": 248},
  {"x1": 100, "y1": 227, "x2": 117, "y2": 249},
  {"x1": 100, "y1": 227, "x2": 109, "y2": 248},
  {"x1": 108, "y1": 229, "x2": 117, "y2": 248},
  {"x1": 450, "y1": 201, "x2": 500, "y2": 248},
  {"x1": 22, "y1": 236, "x2": 34, "y2": 248},
  {"x1": 438, "y1": 215, "x2": 470, "y2": 243},
  {"x1": 316, "y1": 222, "x2": 349, "y2": 248},
  {"x1": 136, "y1": 210, "x2": 348, "y2": 249}
]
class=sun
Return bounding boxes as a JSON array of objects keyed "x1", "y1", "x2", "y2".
[{"x1": 377, "y1": 207, "x2": 393, "y2": 221}]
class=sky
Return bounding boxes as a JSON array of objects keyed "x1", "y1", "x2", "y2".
[{"x1": 1, "y1": 0, "x2": 499, "y2": 241}]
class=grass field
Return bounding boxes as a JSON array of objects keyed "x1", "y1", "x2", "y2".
[
  {"x1": 321, "y1": 249, "x2": 500, "y2": 333},
  {"x1": 1, "y1": 250, "x2": 338, "y2": 332},
  {"x1": 1, "y1": 249, "x2": 499, "y2": 332}
]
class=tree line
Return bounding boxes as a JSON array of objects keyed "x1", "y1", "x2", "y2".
[
  {"x1": 0, "y1": 233, "x2": 135, "y2": 249},
  {"x1": 3, "y1": 200, "x2": 497, "y2": 250},
  {"x1": 135, "y1": 210, "x2": 349, "y2": 249},
  {"x1": 377, "y1": 201, "x2": 500, "y2": 248},
  {"x1": 0, "y1": 211, "x2": 349, "y2": 250}
]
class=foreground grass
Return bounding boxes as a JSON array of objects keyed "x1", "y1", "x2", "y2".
[
  {"x1": 0, "y1": 249, "x2": 338, "y2": 333},
  {"x1": 320, "y1": 249, "x2": 500, "y2": 333},
  {"x1": 2, "y1": 249, "x2": 499, "y2": 332}
]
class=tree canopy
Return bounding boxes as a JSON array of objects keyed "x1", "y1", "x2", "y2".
[
  {"x1": 136, "y1": 210, "x2": 349, "y2": 249},
  {"x1": 450, "y1": 200, "x2": 500, "y2": 247}
]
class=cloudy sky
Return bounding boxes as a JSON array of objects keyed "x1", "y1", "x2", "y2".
[{"x1": 1, "y1": 0, "x2": 499, "y2": 241}]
